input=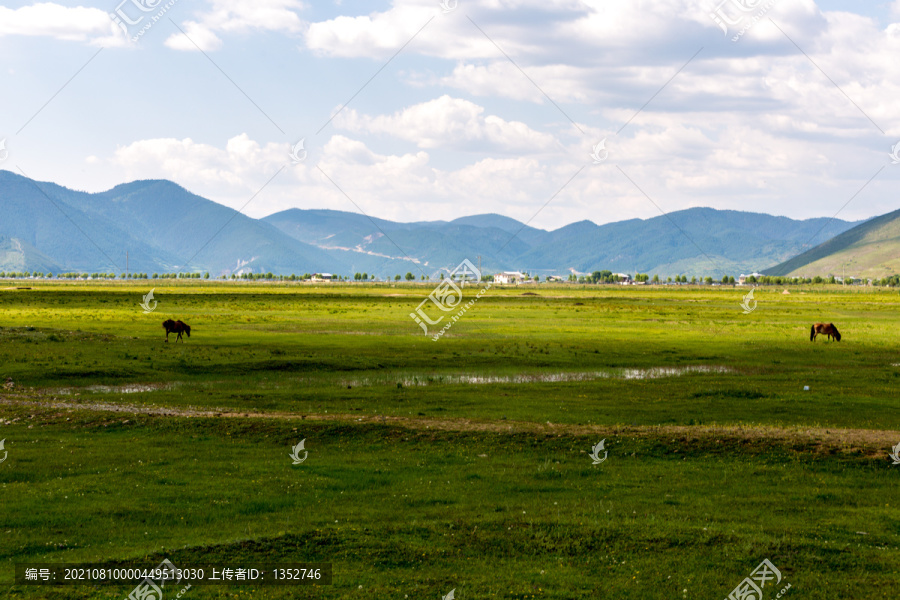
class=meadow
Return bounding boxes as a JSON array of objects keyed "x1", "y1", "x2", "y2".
[{"x1": 1, "y1": 280, "x2": 899, "y2": 599}]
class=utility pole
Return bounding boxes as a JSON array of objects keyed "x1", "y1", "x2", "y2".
[{"x1": 126, "y1": 251, "x2": 128, "y2": 280}]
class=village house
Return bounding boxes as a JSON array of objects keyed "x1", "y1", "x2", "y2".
[
  {"x1": 494, "y1": 271, "x2": 526, "y2": 285},
  {"x1": 738, "y1": 272, "x2": 764, "y2": 284}
]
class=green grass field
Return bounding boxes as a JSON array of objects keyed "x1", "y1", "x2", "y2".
[{"x1": 2, "y1": 281, "x2": 899, "y2": 599}]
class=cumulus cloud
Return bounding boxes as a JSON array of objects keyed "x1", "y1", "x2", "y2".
[
  {"x1": 165, "y1": 0, "x2": 305, "y2": 51},
  {"x1": 333, "y1": 96, "x2": 559, "y2": 152},
  {"x1": 110, "y1": 134, "x2": 288, "y2": 193},
  {"x1": 95, "y1": 121, "x2": 893, "y2": 231},
  {"x1": 0, "y1": 2, "x2": 127, "y2": 46}
]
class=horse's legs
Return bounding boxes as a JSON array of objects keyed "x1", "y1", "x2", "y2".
[{"x1": 165, "y1": 331, "x2": 169, "y2": 343}]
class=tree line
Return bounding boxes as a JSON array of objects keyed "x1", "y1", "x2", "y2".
[{"x1": 2, "y1": 271, "x2": 900, "y2": 286}]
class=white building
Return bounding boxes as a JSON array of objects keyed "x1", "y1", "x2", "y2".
[
  {"x1": 311, "y1": 273, "x2": 333, "y2": 282},
  {"x1": 494, "y1": 271, "x2": 526, "y2": 284},
  {"x1": 738, "y1": 272, "x2": 764, "y2": 284}
]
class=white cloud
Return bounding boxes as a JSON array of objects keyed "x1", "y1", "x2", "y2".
[
  {"x1": 333, "y1": 96, "x2": 559, "y2": 152},
  {"x1": 87, "y1": 111, "x2": 895, "y2": 230},
  {"x1": 110, "y1": 134, "x2": 287, "y2": 194},
  {"x1": 165, "y1": 0, "x2": 305, "y2": 51},
  {"x1": 437, "y1": 62, "x2": 591, "y2": 104},
  {"x1": 0, "y1": 3, "x2": 127, "y2": 46},
  {"x1": 164, "y1": 21, "x2": 223, "y2": 51}
]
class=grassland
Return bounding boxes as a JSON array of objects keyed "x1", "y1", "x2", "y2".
[{"x1": 1, "y1": 281, "x2": 899, "y2": 599}]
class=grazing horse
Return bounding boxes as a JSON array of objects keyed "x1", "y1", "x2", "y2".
[
  {"x1": 163, "y1": 319, "x2": 191, "y2": 343},
  {"x1": 810, "y1": 322, "x2": 841, "y2": 342}
]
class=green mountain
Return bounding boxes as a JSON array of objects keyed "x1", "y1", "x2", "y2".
[
  {"x1": 0, "y1": 171, "x2": 345, "y2": 275},
  {"x1": 266, "y1": 207, "x2": 860, "y2": 278},
  {"x1": 514, "y1": 208, "x2": 860, "y2": 278},
  {"x1": 764, "y1": 208, "x2": 900, "y2": 279},
  {"x1": 0, "y1": 170, "x2": 867, "y2": 278},
  {"x1": 263, "y1": 209, "x2": 531, "y2": 275}
]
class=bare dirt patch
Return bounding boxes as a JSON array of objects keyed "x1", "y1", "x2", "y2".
[{"x1": 1, "y1": 393, "x2": 896, "y2": 456}]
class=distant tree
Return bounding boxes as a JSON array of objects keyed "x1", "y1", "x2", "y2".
[
  {"x1": 362, "y1": 273, "x2": 368, "y2": 280},
  {"x1": 405, "y1": 272, "x2": 415, "y2": 281},
  {"x1": 533, "y1": 275, "x2": 540, "y2": 282},
  {"x1": 704, "y1": 276, "x2": 713, "y2": 285},
  {"x1": 652, "y1": 274, "x2": 659, "y2": 283},
  {"x1": 395, "y1": 274, "x2": 401, "y2": 281}
]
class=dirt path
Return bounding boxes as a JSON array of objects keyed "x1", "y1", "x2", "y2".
[{"x1": 2, "y1": 392, "x2": 897, "y2": 456}]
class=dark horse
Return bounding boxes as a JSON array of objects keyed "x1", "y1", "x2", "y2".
[
  {"x1": 810, "y1": 322, "x2": 841, "y2": 342},
  {"x1": 163, "y1": 319, "x2": 191, "y2": 343}
]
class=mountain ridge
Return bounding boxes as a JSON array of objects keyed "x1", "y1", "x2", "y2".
[
  {"x1": 764, "y1": 207, "x2": 900, "y2": 278},
  {"x1": 0, "y1": 170, "x2": 869, "y2": 278}
]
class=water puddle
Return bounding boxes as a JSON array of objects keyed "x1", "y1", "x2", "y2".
[
  {"x1": 342, "y1": 365, "x2": 732, "y2": 387},
  {"x1": 54, "y1": 383, "x2": 176, "y2": 395}
]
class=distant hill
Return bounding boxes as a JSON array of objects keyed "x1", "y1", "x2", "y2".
[
  {"x1": 764, "y1": 208, "x2": 900, "y2": 279},
  {"x1": 0, "y1": 170, "x2": 867, "y2": 277},
  {"x1": 266, "y1": 206, "x2": 860, "y2": 278},
  {"x1": 0, "y1": 236, "x2": 62, "y2": 273},
  {"x1": 513, "y1": 208, "x2": 860, "y2": 277},
  {"x1": 263, "y1": 209, "x2": 531, "y2": 275},
  {"x1": 0, "y1": 171, "x2": 345, "y2": 275}
]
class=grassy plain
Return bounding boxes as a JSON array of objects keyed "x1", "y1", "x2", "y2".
[{"x1": 1, "y1": 281, "x2": 899, "y2": 599}]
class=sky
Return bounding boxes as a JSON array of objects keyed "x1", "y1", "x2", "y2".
[{"x1": 0, "y1": 0, "x2": 899, "y2": 231}]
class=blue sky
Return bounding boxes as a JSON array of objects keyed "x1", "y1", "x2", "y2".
[{"x1": 1, "y1": 0, "x2": 899, "y2": 230}]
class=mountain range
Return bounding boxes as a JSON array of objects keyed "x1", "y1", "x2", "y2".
[{"x1": 0, "y1": 170, "x2": 873, "y2": 278}]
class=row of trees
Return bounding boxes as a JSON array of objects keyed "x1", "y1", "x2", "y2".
[{"x1": 4, "y1": 270, "x2": 900, "y2": 287}]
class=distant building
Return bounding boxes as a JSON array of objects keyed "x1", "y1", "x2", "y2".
[
  {"x1": 494, "y1": 271, "x2": 525, "y2": 285},
  {"x1": 311, "y1": 273, "x2": 333, "y2": 282},
  {"x1": 613, "y1": 273, "x2": 632, "y2": 284},
  {"x1": 738, "y1": 272, "x2": 764, "y2": 284}
]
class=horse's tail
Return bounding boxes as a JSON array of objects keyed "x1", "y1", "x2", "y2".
[{"x1": 810, "y1": 324, "x2": 815, "y2": 341}]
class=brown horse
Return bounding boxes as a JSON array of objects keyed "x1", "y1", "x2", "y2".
[
  {"x1": 810, "y1": 322, "x2": 841, "y2": 342},
  {"x1": 163, "y1": 319, "x2": 191, "y2": 343}
]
